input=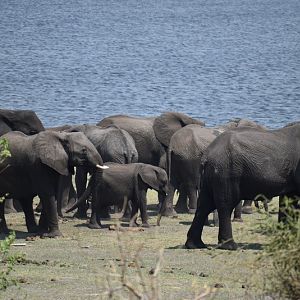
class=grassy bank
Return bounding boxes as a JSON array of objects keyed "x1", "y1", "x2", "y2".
[{"x1": 1, "y1": 192, "x2": 276, "y2": 299}]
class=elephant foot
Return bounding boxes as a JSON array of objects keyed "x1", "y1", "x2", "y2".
[
  {"x1": 185, "y1": 239, "x2": 207, "y2": 249},
  {"x1": 218, "y1": 239, "x2": 238, "y2": 250},
  {"x1": 242, "y1": 206, "x2": 253, "y2": 214},
  {"x1": 174, "y1": 204, "x2": 188, "y2": 214},
  {"x1": 141, "y1": 223, "x2": 150, "y2": 228},
  {"x1": 88, "y1": 222, "x2": 102, "y2": 229},
  {"x1": 232, "y1": 217, "x2": 243, "y2": 223},
  {"x1": 4, "y1": 207, "x2": 17, "y2": 214},
  {"x1": 41, "y1": 230, "x2": 63, "y2": 238},
  {"x1": 204, "y1": 217, "x2": 210, "y2": 226},
  {"x1": 188, "y1": 208, "x2": 197, "y2": 214},
  {"x1": 161, "y1": 207, "x2": 177, "y2": 217},
  {"x1": 129, "y1": 221, "x2": 138, "y2": 227},
  {"x1": 73, "y1": 210, "x2": 87, "y2": 219}
]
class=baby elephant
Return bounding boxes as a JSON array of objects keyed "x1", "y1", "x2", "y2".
[{"x1": 67, "y1": 163, "x2": 168, "y2": 229}]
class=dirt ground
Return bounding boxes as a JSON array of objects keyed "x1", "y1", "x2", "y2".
[{"x1": 1, "y1": 191, "x2": 275, "y2": 300}]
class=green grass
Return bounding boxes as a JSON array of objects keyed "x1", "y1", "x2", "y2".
[{"x1": 0, "y1": 192, "x2": 277, "y2": 299}]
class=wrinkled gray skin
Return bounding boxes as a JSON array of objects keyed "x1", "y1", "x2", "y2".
[
  {"x1": 97, "y1": 112, "x2": 205, "y2": 216},
  {"x1": 0, "y1": 131, "x2": 103, "y2": 237},
  {"x1": 167, "y1": 125, "x2": 220, "y2": 214},
  {"x1": 0, "y1": 109, "x2": 45, "y2": 136},
  {"x1": 186, "y1": 122, "x2": 300, "y2": 250},
  {"x1": 167, "y1": 118, "x2": 266, "y2": 215},
  {"x1": 65, "y1": 124, "x2": 138, "y2": 218},
  {"x1": 67, "y1": 163, "x2": 168, "y2": 229},
  {"x1": 0, "y1": 109, "x2": 45, "y2": 214}
]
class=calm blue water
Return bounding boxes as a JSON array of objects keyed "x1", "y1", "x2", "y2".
[{"x1": 0, "y1": 0, "x2": 299, "y2": 128}]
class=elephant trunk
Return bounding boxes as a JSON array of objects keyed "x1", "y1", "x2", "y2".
[
  {"x1": 65, "y1": 177, "x2": 93, "y2": 213},
  {"x1": 157, "y1": 192, "x2": 168, "y2": 226}
]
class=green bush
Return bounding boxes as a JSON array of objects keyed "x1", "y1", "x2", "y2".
[
  {"x1": 0, "y1": 232, "x2": 18, "y2": 290},
  {"x1": 258, "y1": 197, "x2": 300, "y2": 300},
  {"x1": 0, "y1": 138, "x2": 10, "y2": 163}
]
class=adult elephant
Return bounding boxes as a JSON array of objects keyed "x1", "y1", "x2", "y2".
[
  {"x1": 0, "y1": 130, "x2": 106, "y2": 237},
  {"x1": 168, "y1": 118, "x2": 266, "y2": 215},
  {"x1": 167, "y1": 125, "x2": 221, "y2": 214},
  {"x1": 67, "y1": 163, "x2": 168, "y2": 229},
  {"x1": 0, "y1": 109, "x2": 45, "y2": 213},
  {"x1": 185, "y1": 122, "x2": 300, "y2": 250},
  {"x1": 0, "y1": 108, "x2": 45, "y2": 136},
  {"x1": 97, "y1": 112, "x2": 205, "y2": 215},
  {"x1": 65, "y1": 124, "x2": 138, "y2": 218}
]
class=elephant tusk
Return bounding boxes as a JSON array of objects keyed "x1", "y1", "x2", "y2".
[{"x1": 96, "y1": 164, "x2": 109, "y2": 169}]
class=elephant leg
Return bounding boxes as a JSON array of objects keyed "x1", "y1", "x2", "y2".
[
  {"x1": 129, "y1": 201, "x2": 139, "y2": 227},
  {"x1": 88, "y1": 210, "x2": 102, "y2": 229},
  {"x1": 232, "y1": 201, "x2": 243, "y2": 222},
  {"x1": 242, "y1": 200, "x2": 253, "y2": 214},
  {"x1": 278, "y1": 196, "x2": 286, "y2": 223},
  {"x1": 4, "y1": 198, "x2": 17, "y2": 214},
  {"x1": 185, "y1": 189, "x2": 215, "y2": 249},
  {"x1": 40, "y1": 195, "x2": 62, "y2": 238},
  {"x1": 74, "y1": 167, "x2": 88, "y2": 218},
  {"x1": 186, "y1": 185, "x2": 197, "y2": 214},
  {"x1": 38, "y1": 208, "x2": 48, "y2": 233},
  {"x1": 139, "y1": 190, "x2": 149, "y2": 228},
  {"x1": 175, "y1": 187, "x2": 189, "y2": 213},
  {"x1": 13, "y1": 199, "x2": 23, "y2": 212},
  {"x1": 18, "y1": 197, "x2": 38, "y2": 233},
  {"x1": 263, "y1": 199, "x2": 269, "y2": 212},
  {"x1": 217, "y1": 207, "x2": 237, "y2": 250},
  {"x1": 35, "y1": 200, "x2": 42, "y2": 212},
  {"x1": 121, "y1": 199, "x2": 132, "y2": 221},
  {"x1": 0, "y1": 201, "x2": 9, "y2": 234}
]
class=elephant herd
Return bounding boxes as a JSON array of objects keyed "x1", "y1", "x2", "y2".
[{"x1": 0, "y1": 108, "x2": 299, "y2": 250}]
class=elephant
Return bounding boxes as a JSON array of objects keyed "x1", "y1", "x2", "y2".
[
  {"x1": 64, "y1": 124, "x2": 138, "y2": 218},
  {"x1": 97, "y1": 112, "x2": 205, "y2": 216},
  {"x1": 167, "y1": 118, "x2": 266, "y2": 215},
  {"x1": 66, "y1": 163, "x2": 168, "y2": 229},
  {"x1": 0, "y1": 109, "x2": 45, "y2": 213},
  {"x1": 185, "y1": 122, "x2": 300, "y2": 250},
  {"x1": 0, "y1": 108, "x2": 45, "y2": 136},
  {"x1": 167, "y1": 125, "x2": 220, "y2": 214},
  {"x1": 0, "y1": 130, "x2": 106, "y2": 237}
]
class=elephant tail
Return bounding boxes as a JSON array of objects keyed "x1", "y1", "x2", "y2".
[{"x1": 65, "y1": 177, "x2": 93, "y2": 213}]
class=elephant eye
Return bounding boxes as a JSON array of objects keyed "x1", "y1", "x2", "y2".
[{"x1": 82, "y1": 148, "x2": 87, "y2": 155}]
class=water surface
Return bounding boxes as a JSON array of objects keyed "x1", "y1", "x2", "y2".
[{"x1": 0, "y1": 0, "x2": 299, "y2": 127}]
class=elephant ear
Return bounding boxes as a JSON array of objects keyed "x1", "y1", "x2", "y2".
[
  {"x1": 33, "y1": 132, "x2": 69, "y2": 176},
  {"x1": 138, "y1": 166, "x2": 160, "y2": 191},
  {"x1": 153, "y1": 112, "x2": 205, "y2": 147}
]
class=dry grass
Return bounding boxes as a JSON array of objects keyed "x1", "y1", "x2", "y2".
[{"x1": 0, "y1": 191, "x2": 276, "y2": 300}]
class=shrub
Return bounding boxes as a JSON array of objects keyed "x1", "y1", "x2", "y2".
[
  {"x1": 258, "y1": 197, "x2": 300, "y2": 299},
  {"x1": 0, "y1": 138, "x2": 11, "y2": 163}
]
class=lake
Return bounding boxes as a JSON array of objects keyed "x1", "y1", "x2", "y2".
[{"x1": 0, "y1": 0, "x2": 299, "y2": 128}]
